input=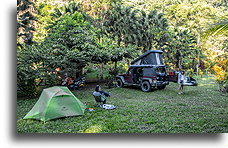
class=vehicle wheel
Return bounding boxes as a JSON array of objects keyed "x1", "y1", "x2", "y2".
[
  {"x1": 116, "y1": 79, "x2": 124, "y2": 88},
  {"x1": 157, "y1": 85, "x2": 166, "y2": 89},
  {"x1": 141, "y1": 81, "x2": 152, "y2": 92}
]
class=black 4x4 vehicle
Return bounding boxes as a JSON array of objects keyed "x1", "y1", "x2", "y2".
[{"x1": 116, "y1": 50, "x2": 169, "y2": 92}]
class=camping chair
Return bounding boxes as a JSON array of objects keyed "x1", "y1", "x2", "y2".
[{"x1": 92, "y1": 91, "x2": 106, "y2": 105}]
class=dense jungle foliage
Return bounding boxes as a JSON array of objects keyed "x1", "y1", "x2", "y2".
[{"x1": 17, "y1": 0, "x2": 227, "y2": 98}]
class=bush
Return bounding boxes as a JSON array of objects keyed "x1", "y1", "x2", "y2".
[
  {"x1": 17, "y1": 74, "x2": 38, "y2": 98},
  {"x1": 213, "y1": 61, "x2": 227, "y2": 93}
]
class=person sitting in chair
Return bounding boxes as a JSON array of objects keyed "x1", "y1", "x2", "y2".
[{"x1": 92, "y1": 85, "x2": 110, "y2": 104}]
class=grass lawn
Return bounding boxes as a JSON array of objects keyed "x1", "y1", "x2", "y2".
[{"x1": 17, "y1": 75, "x2": 227, "y2": 133}]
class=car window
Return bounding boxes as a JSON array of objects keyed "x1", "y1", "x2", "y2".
[
  {"x1": 156, "y1": 67, "x2": 166, "y2": 73},
  {"x1": 128, "y1": 68, "x2": 133, "y2": 74}
]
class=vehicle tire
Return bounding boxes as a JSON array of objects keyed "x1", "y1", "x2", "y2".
[
  {"x1": 141, "y1": 81, "x2": 152, "y2": 92},
  {"x1": 157, "y1": 85, "x2": 166, "y2": 89},
  {"x1": 116, "y1": 79, "x2": 124, "y2": 88}
]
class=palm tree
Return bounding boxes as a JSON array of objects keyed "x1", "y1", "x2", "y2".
[
  {"x1": 103, "y1": 4, "x2": 169, "y2": 52},
  {"x1": 102, "y1": 4, "x2": 133, "y2": 46},
  {"x1": 203, "y1": 19, "x2": 228, "y2": 92},
  {"x1": 203, "y1": 20, "x2": 228, "y2": 38},
  {"x1": 17, "y1": 0, "x2": 36, "y2": 47}
]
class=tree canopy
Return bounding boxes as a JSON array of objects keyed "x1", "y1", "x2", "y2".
[{"x1": 17, "y1": 0, "x2": 228, "y2": 97}]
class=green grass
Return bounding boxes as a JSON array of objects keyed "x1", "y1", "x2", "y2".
[{"x1": 17, "y1": 75, "x2": 227, "y2": 133}]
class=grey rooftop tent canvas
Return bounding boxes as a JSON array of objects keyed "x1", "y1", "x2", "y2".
[
  {"x1": 131, "y1": 50, "x2": 164, "y2": 66},
  {"x1": 23, "y1": 86, "x2": 87, "y2": 121}
]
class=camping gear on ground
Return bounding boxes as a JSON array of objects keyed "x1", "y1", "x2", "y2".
[
  {"x1": 98, "y1": 104, "x2": 116, "y2": 110},
  {"x1": 182, "y1": 76, "x2": 197, "y2": 86},
  {"x1": 88, "y1": 108, "x2": 94, "y2": 111},
  {"x1": 67, "y1": 76, "x2": 85, "y2": 90},
  {"x1": 167, "y1": 71, "x2": 197, "y2": 86},
  {"x1": 23, "y1": 86, "x2": 87, "y2": 121}
]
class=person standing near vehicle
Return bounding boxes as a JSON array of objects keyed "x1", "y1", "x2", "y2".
[{"x1": 178, "y1": 71, "x2": 185, "y2": 94}]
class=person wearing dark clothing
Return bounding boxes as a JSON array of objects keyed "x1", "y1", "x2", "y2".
[
  {"x1": 93, "y1": 85, "x2": 110, "y2": 104},
  {"x1": 95, "y1": 85, "x2": 110, "y2": 97}
]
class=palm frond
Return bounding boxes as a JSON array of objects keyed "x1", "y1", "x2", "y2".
[{"x1": 202, "y1": 20, "x2": 228, "y2": 39}]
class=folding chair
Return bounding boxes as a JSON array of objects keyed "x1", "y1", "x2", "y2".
[{"x1": 93, "y1": 92, "x2": 106, "y2": 105}]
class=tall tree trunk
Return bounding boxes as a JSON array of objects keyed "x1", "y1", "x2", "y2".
[
  {"x1": 178, "y1": 59, "x2": 182, "y2": 70},
  {"x1": 196, "y1": 57, "x2": 199, "y2": 76},
  {"x1": 196, "y1": 33, "x2": 201, "y2": 76},
  {"x1": 176, "y1": 52, "x2": 182, "y2": 70},
  {"x1": 148, "y1": 40, "x2": 152, "y2": 51},
  {"x1": 74, "y1": 63, "x2": 77, "y2": 79},
  {"x1": 224, "y1": 0, "x2": 228, "y2": 7},
  {"x1": 75, "y1": 66, "x2": 83, "y2": 79},
  {"x1": 99, "y1": 63, "x2": 103, "y2": 80},
  {"x1": 117, "y1": 35, "x2": 121, "y2": 46},
  {"x1": 114, "y1": 61, "x2": 117, "y2": 71},
  {"x1": 143, "y1": 46, "x2": 147, "y2": 53},
  {"x1": 127, "y1": 59, "x2": 130, "y2": 66}
]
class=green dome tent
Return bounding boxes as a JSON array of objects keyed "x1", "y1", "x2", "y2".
[{"x1": 23, "y1": 86, "x2": 87, "y2": 121}]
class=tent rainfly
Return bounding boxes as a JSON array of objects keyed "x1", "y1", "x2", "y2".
[{"x1": 23, "y1": 86, "x2": 87, "y2": 121}]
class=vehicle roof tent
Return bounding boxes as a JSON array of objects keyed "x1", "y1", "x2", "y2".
[
  {"x1": 131, "y1": 50, "x2": 164, "y2": 66},
  {"x1": 23, "y1": 86, "x2": 87, "y2": 121}
]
